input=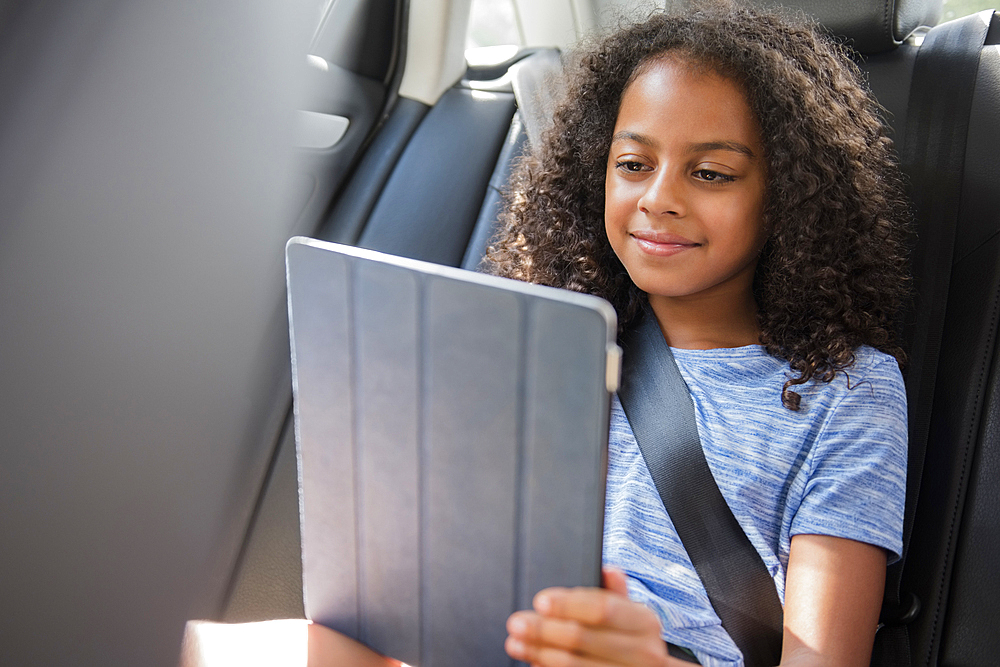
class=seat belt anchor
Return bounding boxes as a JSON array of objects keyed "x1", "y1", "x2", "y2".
[{"x1": 878, "y1": 591, "x2": 921, "y2": 629}]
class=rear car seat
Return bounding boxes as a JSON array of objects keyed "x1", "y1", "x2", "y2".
[{"x1": 227, "y1": 3, "x2": 1000, "y2": 665}]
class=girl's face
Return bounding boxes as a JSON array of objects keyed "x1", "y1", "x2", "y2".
[{"x1": 604, "y1": 57, "x2": 767, "y2": 309}]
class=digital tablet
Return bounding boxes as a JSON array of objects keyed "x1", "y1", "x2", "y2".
[{"x1": 286, "y1": 237, "x2": 620, "y2": 666}]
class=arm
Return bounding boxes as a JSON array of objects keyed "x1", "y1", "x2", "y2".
[
  {"x1": 780, "y1": 534, "x2": 886, "y2": 667},
  {"x1": 776, "y1": 354, "x2": 903, "y2": 666}
]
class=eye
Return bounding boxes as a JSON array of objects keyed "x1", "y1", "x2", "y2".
[
  {"x1": 616, "y1": 160, "x2": 650, "y2": 173},
  {"x1": 693, "y1": 169, "x2": 736, "y2": 184}
]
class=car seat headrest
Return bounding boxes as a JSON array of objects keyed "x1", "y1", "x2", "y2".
[
  {"x1": 509, "y1": 49, "x2": 563, "y2": 149},
  {"x1": 661, "y1": 0, "x2": 941, "y2": 54},
  {"x1": 774, "y1": 0, "x2": 942, "y2": 53}
]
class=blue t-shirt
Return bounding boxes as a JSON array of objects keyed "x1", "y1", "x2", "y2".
[{"x1": 602, "y1": 345, "x2": 907, "y2": 667}]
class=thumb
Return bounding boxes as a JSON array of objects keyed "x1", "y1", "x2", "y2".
[{"x1": 601, "y1": 566, "x2": 629, "y2": 596}]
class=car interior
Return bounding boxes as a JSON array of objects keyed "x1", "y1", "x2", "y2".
[{"x1": 1, "y1": 0, "x2": 998, "y2": 665}]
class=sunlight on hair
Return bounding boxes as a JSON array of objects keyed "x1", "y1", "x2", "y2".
[{"x1": 182, "y1": 620, "x2": 307, "y2": 667}]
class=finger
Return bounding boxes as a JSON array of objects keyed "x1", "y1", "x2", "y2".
[
  {"x1": 508, "y1": 635, "x2": 677, "y2": 667},
  {"x1": 506, "y1": 634, "x2": 616, "y2": 667},
  {"x1": 533, "y1": 587, "x2": 661, "y2": 634},
  {"x1": 601, "y1": 567, "x2": 629, "y2": 597},
  {"x1": 508, "y1": 611, "x2": 661, "y2": 664}
]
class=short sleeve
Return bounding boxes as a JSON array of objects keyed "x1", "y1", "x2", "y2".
[{"x1": 789, "y1": 356, "x2": 908, "y2": 563}]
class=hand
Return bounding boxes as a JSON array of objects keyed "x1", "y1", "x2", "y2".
[{"x1": 505, "y1": 567, "x2": 681, "y2": 666}]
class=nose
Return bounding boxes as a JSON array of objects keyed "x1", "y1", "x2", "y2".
[{"x1": 637, "y1": 170, "x2": 686, "y2": 217}]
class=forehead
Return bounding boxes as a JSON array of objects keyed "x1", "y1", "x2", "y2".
[{"x1": 614, "y1": 56, "x2": 762, "y2": 149}]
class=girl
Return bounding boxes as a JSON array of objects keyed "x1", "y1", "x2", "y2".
[
  {"x1": 185, "y1": 4, "x2": 910, "y2": 667},
  {"x1": 486, "y1": 3, "x2": 909, "y2": 667}
]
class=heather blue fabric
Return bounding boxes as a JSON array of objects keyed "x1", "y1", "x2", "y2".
[{"x1": 602, "y1": 345, "x2": 907, "y2": 667}]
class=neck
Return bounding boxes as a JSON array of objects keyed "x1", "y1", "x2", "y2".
[{"x1": 648, "y1": 289, "x2": 760, "y2": 350}]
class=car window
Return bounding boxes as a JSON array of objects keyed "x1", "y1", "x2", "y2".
[
  {"x1": 942, "y1": 0, "x2": 997, "y2": 21},
  {"x1": 467, "y1": 0, "x2": 522, "y2": 50}
]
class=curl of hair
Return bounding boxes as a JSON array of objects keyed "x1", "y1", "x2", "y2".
[{"x1": 484, "y1": 3, "x2": 910, "y2": 410}]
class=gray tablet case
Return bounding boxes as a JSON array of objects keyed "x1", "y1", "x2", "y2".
[{"x1": 286, "y1": 237, "x2": 619, "y2": 667}]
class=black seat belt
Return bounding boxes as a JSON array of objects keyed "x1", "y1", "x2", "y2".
[
  {"x1": 618, "y1": 307, "x2": 783, "y2": 667},
  {"x1": 876, "y1": 11, "x2": 992, "y2": 666}
]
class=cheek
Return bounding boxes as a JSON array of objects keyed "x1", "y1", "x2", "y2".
[
  {"x1": 747, "y1": 177, "x2": 769, "y2": 242},
  {"x1": 603, "y1": 167, "x2": 615, "y2": 216},
  {"x1": 603, "y1": 176, "x2": 632, "y2": 227},
  {"x1": 603, "y1": 195, "x2": 629, "y2": 254},
  {"x1": 745, "y1": 202, "x2": 768, "y2": 255},
  {"x1": 714, "y1": 194, "x2": 766, "y2": 248},
  {"x1": 603, "y1": 171, "x2": 620, "y2": 237}
]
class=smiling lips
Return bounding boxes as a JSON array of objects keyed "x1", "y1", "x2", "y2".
[{"x1": 630, "y1": 230, "x2": 701, "y2": 256}]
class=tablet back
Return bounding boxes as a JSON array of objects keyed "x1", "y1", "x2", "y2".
[{"x1": 286, "y1": 238, "x2": 618, "y2": 666}]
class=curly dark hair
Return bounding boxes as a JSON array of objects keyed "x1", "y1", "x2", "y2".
[{"x1": 484, "y1": 2, "x2": 910, "y2": 409}]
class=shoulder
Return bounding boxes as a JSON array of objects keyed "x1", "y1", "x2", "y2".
[
  {"x1": 779, "y1": 345, "x2": 903, "y2": 389},
  {"x1": 843, "y1": 346, "x2": 905, "y2": 389},
  {"x1": 793, "y1": 346, "x2": 906, "y2": 417},
  {"x1": 800, "y1": 348, "x2": 907, "y2": 452}
]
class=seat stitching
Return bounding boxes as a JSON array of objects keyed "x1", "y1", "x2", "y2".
[
  {"x1": 924, "y1": 261, "x2": 1000, "y2": 664},
  {"x1": 954, "y1": 228, "x2": 1000, "y2": 265},
  {"x1": 885, "y1": 0, "x2": 894, "y2": 44}
]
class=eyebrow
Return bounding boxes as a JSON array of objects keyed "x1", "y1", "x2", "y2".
[{"x1": 611, "y1": 131, "x2": 757, "y2": 159}]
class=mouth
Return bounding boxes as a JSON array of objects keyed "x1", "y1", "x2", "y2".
[{"x1": 629, "y1": 230, "x2": 701, "y2": 256}]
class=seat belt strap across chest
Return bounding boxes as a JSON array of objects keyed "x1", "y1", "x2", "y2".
[{"x1": 617, "y1": 308, "x2": 784, "y2": 667}]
